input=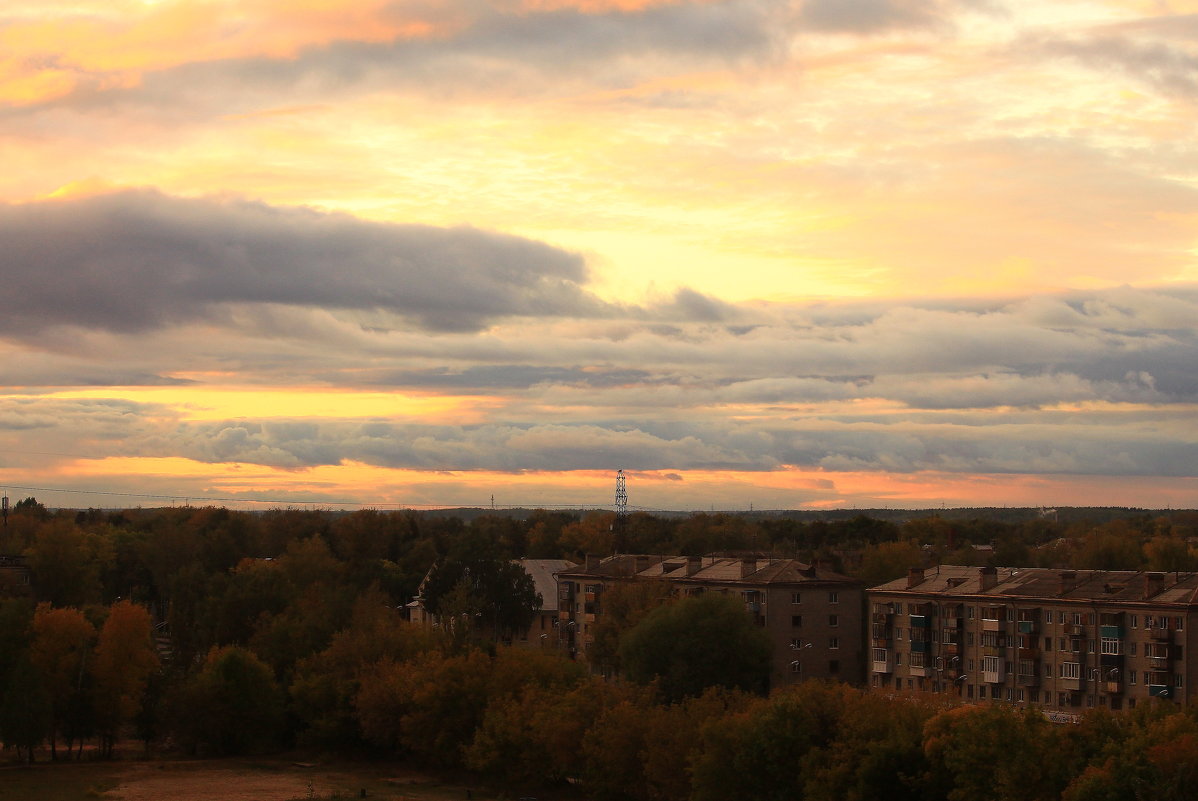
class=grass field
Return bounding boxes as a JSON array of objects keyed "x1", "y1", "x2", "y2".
[{"x1": 0, "y1": 757, "x2": 558, "y2": 801}]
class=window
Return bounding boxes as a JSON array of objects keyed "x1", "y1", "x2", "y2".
[
  {"x1": 791, "y1": 637, "x2": 802, "y2": 649},
  {"x1": 1176, "y1": 617, "x2": 1184, "y2": 631},
  {"x1": 896, "y1": 653, "x2": 903, "y2": 664},
  {"x1": 1045, "y1": 663, "x2": 1053, "y2": 678},
  {"x1": 791, "y1": 661, "x2": 801, "y2": 674},
  {"x1": 1131, "y1": 614, "x2": 1139, "y2": 628},
  {"x1": 873, "y1": 648, "x2": 887, "y2": 662},
  {"x1": 1059, "y1": 611, "x2": 1066, "y2": 624},
  {"x1": 1130, "y1": 642, "x2": 1137, "y2": 656},
  {"x1": 829, "y1": 614, "x2": 839, "y2": 627},
  {"x1": 895, "y1": 602, "x2": 904, "y2": 614},
  {"x1": 792, "y1": 615, "x2": 802, "y2": 627},
  {"x1": 1044, "y1": 610, "x2": 1053, "y2": 623},
  {"x1": 967, "y1": 607, "x2": 974, "y2": 619},
  {"x1": 1101, "y1": 638, "x2": 1121, "y2": 655},
  {"x1": 829, "y1": 637, "x2": 840, "y2": 650},
  {"x1": 1177, "y1": 674, "x2": 1185, "y2": 688},
  {"x1": 967, "y1": 659, "x2": 974, "y2": 671},
  {"x1": 1087, "y1": 639, "x2": 1095, "y2": 654},
  {"x1": 1044, "y1": 636, "x2": 1052, "y2": 651},
  {"x1": 1059, "y1": 637, "x2": 1066, "y2": 651},
  {"x1": 829, "y1": 660, "x2": 839, "y2": 674},
  {"x1": 897, "y1": 628, "x2": 904, "y2": 640},
  {"x1": 983, "y1": 655, "x2": 1002, "y2": 674},
  {"x1": 829, "y1": 591, "x2": 839, "y2": 604},
  {"x1": 1087, "y1": 613, "x2": 1095, "y2": 625},
  {"x1": 1062, "y1": 662, "x2": 1081, "y2": 680},
  {"x1": 910, "y1": 651, "x2": 925, "y2": 667},
  {"x1": 791, "y1": 592, "x2": 801, "y2": 604},
  {"x1": 967, "y1": 632, "x2": 974, "y2": 646},
  {"x1": 1072, "y1": 612, "x2": 1082, "y2": 625}
]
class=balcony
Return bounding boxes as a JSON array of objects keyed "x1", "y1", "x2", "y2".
[
  {"x1": 745, "y1": 602, "x2": 761, "y2": 613},
  {"x1": 1150, "y1": 656, "x2": 1170, "y2": 671},
  {"x1": 872, "y1": 637, "x2": 893, "y2": 648},
  {"x1": 1018, "y1": 620, "x2": 1038, "y2": 635},
  {"x1": 1066, "y1": 624, "x2": 1086, "y2": 636},
  {"x1": 1104, "y1": 681, "x2": 1123, "y2": 695},
  {"x1": 1099, "y1": 653, "x2": 1123, "y2": 668},
  {"x1": 942, "y1": 617, "x2": 962, "y2": 629},
  {"x1": 559, "y1": 610, "x2": 572, "y2": 621},
  {"x1": 584, "y1": 591, "x2": 596, "y2": 603},
  {"x1": 584, "y1": 613, "x2": 596, "y2": 623},
  {"x1": 1148, "y1": 684, "x2": 1174, "y2": 699},
  {"x1": 1099, "y1": 625, "x2": 1123, "y2": 639},
  {"x1": 1018, "y1": 647, "x2": 1040, "y2": 660},
  {"x1": 1018, "y1": 673, "x2": 1040, "y2": 687},
  {"x1": 983, "y1": 645, "x2": 1005, "y2": 657},
  {"x1": 982, "y1": 618, "x2": 1006, "y2": 632},
  {"x1": 909, "y1": 615, "x2": 932, "y2": 628},
  {"x1": 873, "y1": 654, "x2": 893, "y2": 674},
  {"x1": 1061, "y1": 677, "x2": 1084, "y2": 691},
  {"x1": 872, "y1": 612, "x2": 893, "y2": 624},
  {"x1": 983, "y1": 667, "x2": 1006, "y2": 684},
  {"x1": 1150, "y1": 628, "x2": 1173, "y2": 642},
  {"x1": 910, "y1": 641, "x2": 931, "y2": 654},
  {"x1": 942, "y1": 642, "x2": 961, "y2": 656},
  {"x1": 909, "y1": 665, "x2": 931, "y2": 677}
]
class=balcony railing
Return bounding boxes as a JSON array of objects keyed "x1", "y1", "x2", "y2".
[
  {"x1": 982, "y1": 618, "x2": 1006, "y2": 632},
  {"x1": 1017, "y1": 673, "x2": 1040, "y2": 687},
  {"x1": 1150, "y1": 628, "x2": 1173, "y2": 642}
]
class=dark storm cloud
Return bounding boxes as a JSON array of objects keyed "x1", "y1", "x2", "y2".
[{"x1": 0, "y1": 189, "x2": 609, "y2": 334}]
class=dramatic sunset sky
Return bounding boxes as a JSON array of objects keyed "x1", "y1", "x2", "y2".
[{"x1": 2, "y1": 0, "x2": 1197, "y2": 511}]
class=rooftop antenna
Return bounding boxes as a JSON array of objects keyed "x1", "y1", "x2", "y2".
[{"x1": 2, "y1": 490, "x2": 7, "y2": 527}]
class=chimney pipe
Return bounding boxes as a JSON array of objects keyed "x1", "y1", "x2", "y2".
[
  {"x1": 979, "y1": 566, "x2": 997, "y2": 591},
  {"x1": 686, "y1": 555, "x2": 702, "y2": 576},
  {"x1": 1144, "y1": 572, "x2": 1165, "y2": 600},
  {"x1": 740, "y1": 557, "x2": 756, "y2": 579},
  {"x1": 1058, "y1": 571, "x2": 1077, "y2": 596},
  {"x1": 907, "y1": 567, "x2": 925, "y2": 589}
]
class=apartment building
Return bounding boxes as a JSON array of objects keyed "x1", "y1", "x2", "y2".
[
  {"x1": 867, "y1": 565, "x2": 1198, "y2": 714},
  {"x1": 555, "y1": 554, "x2": 865, "y2": 688}
]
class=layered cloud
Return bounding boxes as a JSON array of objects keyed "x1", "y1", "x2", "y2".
[{"x1": 2, "y1": 1, "x2": 1197, "y2": 508}]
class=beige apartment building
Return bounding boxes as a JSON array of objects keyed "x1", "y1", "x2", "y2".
[
  {"x1": 555, "y1": 554, "x2": 865, "y2": 688},
  {"x1": 867, "y1": 565, "x2": 1198, "y2": 715}
]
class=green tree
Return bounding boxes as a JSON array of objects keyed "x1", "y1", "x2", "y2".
[
  {"x1": 856, "y1": 540, "x2": 925, "y2": 587},
  {"x1": 175, "y1": 646, "x2": 284, "y2": 755},
  {"x1": 618, "y1": 592, "x2": 771, "y2": 703},
  {"x1": 422, "y1": 558, "x2": 540, "y2": 641}
]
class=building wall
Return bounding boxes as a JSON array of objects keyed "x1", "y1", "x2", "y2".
[{"x1": 867, "y1": 573, "x2": 1198, "y2": 713}]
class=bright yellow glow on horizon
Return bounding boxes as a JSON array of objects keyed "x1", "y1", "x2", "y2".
[{"x1": 38, "y1": 387, "x2": 499, "y2": 423}]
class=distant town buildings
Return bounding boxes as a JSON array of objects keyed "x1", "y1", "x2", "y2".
[{"x1": 867, "y1": 565, "x2": 1197, "y2": 713}]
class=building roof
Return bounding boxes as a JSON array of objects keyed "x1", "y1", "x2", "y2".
[
  {"x1": 870, "y1": 564, "x2": 1198, "y2": 606},
  {"x1": 519, "y1": 558, "x2": 577, "y2": 612},
  {"x1": 558, "y1": 554, "x2": 859, "y2": 586}
]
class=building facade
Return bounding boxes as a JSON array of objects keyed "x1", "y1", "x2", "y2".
[
  {"x1": 867, "y1": 565, "x2": 1198, "y2": 714},
  {"x1": 555, "y1": 554, "x2": 865, "y2": 688}
]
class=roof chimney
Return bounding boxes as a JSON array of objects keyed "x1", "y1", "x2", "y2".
[
  {"x1": 585, "y1": 554, "x2": 601, "y2": 572},
  {"x1": 1058, "y1": 571, "x2": 1077, "y2": 595},
  {"x1": 740, "y1": 557, "x2": 757, "y2": 579},
  {"x1": 907, "y1": 567, "x2": 925, "y2": 589},
  {"x1": 1144, "y1": 572, "x2": 1166, "y2": 600},
  {"x1": 686, "y1": 555, "x2": 702, "y2": 576},
  {"x1": 979, "y1": 566, "x2": 997, "y2": 591},
  {"x1": 634, "y1": 555, "x2": 651, "y2": 574}
]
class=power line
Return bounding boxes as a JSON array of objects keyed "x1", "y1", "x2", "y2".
[{"x1": 0, "y1": 482, "x2": 663, "y2": 511}]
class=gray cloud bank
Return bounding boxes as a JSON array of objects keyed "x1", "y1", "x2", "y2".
[{"x1": 1, "y1": 191, "x2": 1195, "y2": 481}]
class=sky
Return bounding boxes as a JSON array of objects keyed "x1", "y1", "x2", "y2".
[{"x1": 1, "y1": 0, "x2": 1197, "y2": 512}]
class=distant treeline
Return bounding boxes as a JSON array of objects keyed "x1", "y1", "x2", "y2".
[{"x1": 2, "y1": 499, "x2": 1198, "y2": 795}]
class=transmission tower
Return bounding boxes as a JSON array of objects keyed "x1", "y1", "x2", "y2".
[{"x1": 614, "y1": 469, "x2": 628, "y2": 517}]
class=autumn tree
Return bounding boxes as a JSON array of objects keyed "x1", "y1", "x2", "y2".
[
  {"x1": 29, "y1": 604, "x2": 96, "y2": 759},
  {"x1": 92, "y1": 600, "x2": 159, "y2": 758}
]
